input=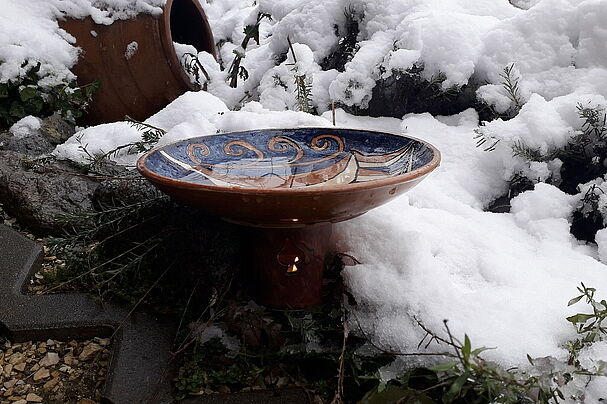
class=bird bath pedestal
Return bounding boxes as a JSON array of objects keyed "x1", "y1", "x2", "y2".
[{"x1": 138, "y1": 128, "x2": 440, "y2": 308}]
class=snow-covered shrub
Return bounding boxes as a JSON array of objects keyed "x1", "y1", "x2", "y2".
[
  {"x1": 477, "y1": 97, "x2": 607, "y2": 241},
  {"x1": 188, "y1": 0, "x2": 523, "y2": 118},
  {"x1": 0, "y1": 62, "x2": 98, "y2": 127}
]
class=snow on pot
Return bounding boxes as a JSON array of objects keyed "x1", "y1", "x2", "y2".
[{"x1": 60, "y1": 0, "x2": 216, "y2": 124}]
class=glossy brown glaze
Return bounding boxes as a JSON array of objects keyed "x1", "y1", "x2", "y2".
[
  {"x1": 60, "y1": 0, "x2": 216, "y2": 124},
  {"x1": 150, "y1": 174, "x2": 429, "y2": 227},
  {"x1": 137, "y1": 130, "x2": 440, "y2": 228},
  {"x1": 244, "y1": 224, "x2": 333, "y2": 308}
]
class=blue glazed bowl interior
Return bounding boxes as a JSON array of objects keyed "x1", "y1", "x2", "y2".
[{"x1": 142, "y1": 128, "x2": 436, "y2": 189}]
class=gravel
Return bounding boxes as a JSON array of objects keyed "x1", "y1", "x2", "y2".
[{"x1": 0, "y1": 337, "x2": 111, "y2": 404}]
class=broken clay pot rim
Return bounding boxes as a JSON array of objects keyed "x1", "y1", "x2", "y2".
[
  {"x1": 160, "y1": 0, "x2": 218, "y2": 89},
  {"x1": 136, "y1": 127, "x2": 441, "y2": 195}
]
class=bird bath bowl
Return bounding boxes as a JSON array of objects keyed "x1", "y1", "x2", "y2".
[{"x1": 137, "y1": 128, "x2": 440, "y2": 307}]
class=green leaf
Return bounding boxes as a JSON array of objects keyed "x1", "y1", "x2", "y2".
[
  {"x1": 85, "y1": 79, "x2": 101, "y2": 99},
  {"x1": 19, "y1": 86, "x2": 37, "y2": 102},
  {"x1": 470, "y1": 347, "x2": 492, "y2": 356},
  {"x1": 568, "y1": 295, "x2": 584, "y2": 306},
  {"x1": 442, "y1": 373, "x2": 468, "y2": 403},
  {"x1": 462, "y1": 335, "x2": 471, "y2": 362},
  {"x1": 0, "y1": 84, "x2": 8, "y2": 98},
  {"x1": 566, "y1": 313, "x2": 595, "y2": 324}
]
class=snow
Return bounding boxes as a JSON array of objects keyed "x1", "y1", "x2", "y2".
[
  {"x1": 124, "y1": 41, "x2": 138, "y2": 60},
  {"x1": 337, "y1": 110, "x2": 606, "y2": 374},
  {"x1": 596, "y1": 229, "x2": 607, "y2": 264},
  {"x1": 9, "y1": 116, "x2": 42, "y2": 139},
  {"x1": 4, "y1": 0, "x2": 607, "y2": 396},
  {"x1": 510, "y1": 183, "x2": 578, "y2": 224},
  {"x1": 54, "y1": 91, "x2": 230, "y2": 165}
]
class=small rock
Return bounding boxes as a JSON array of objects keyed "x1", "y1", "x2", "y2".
[
  {"x1": 4, "y1": 380, "x2": 17, "y2": 389},
  {"x1": 4, "y1": 363, "x2": 13, "y2": 376},
  {"x1": 46, "y1": 339, "x2": 54, "y2": 346},
  {"x1": 13, "y1": 362, "x2": 26, "y2": 372},
  {"x1": 63, "y1": 351, "x2": 77, "y2": 365},
  {"x1": 43, "y1": 377, "x2": 59, "y2": 390},
  {"x1": 78, "y1": 343, "x2": 101, "y2": 361},
  {"x1": 32, "y1": 367, "x2": 50, "y2": 381},
  {"x1": 39, "y1": 352, "x2": 59, "y2": 367},
  {"x1": 40, "y1": 112, "x2": 75, "y2": 144},
  {"x1": 13, "y1": 384, "x2": 29, "y2": 395},
  {"x1": 8, "y1": 353, "x2": 25, "y2": 365},
  {"x1": 13, "y1": 400, "x2": 27, "y2": 404},
  {"x1": 25, "y1": 393, "x2": 43, "y2": 402},
  {"x1": 95, "y1": 338, "x2": 111, "y2": 347}
]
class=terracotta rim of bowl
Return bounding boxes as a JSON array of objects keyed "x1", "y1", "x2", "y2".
[{"x1": 136, "y1": 127, "x2": 441, "y2": 195}]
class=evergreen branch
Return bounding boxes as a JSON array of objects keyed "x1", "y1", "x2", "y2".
[
  {"x1": 500, "y1": 63, "x2": 524, "y2": 113},
  {"x1": 287, "y1": 36, "x2": 315, "y2": 114},
  {"x1": 76, "y1": 116, "x2": 167, "y2": 170},
  {"x1": 473, "y1": 127, "x2": 500, "y2": 152}
]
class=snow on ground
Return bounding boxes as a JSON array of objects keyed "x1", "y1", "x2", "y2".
[{"x1": 4, "y1": 0, "x2": 607, "y2": 396}]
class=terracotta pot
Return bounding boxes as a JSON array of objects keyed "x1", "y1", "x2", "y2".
[{"x1": 60, "y1": 0, "x2": 217, "y2": 124}]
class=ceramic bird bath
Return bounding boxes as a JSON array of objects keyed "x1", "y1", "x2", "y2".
[{"x1": 137, "y1": 128, "x2": 440, "y2": 308}]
